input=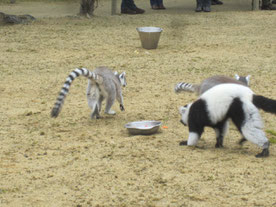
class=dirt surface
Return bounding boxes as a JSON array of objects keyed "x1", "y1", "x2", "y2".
[{"x1": 1, "y1": 0, "x2": 276, "y2": 206}]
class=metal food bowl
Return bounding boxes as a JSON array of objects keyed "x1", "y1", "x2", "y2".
[
  {"x1": 136, "y1": 27, "x2": 163, "y2": 50},
  {"x1": 125, "y1": 120, "x2": 162, "y2": 135}
]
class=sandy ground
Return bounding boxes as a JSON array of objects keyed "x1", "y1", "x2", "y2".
[{"x1": 1, "y1": 0, "x2": 276, "y2": 206}]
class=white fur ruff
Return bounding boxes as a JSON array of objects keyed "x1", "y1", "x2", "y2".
[{"x1": 201, "y1": 84, "x2": 254, "y2": 124}]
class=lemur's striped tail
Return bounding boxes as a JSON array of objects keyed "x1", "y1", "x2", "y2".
[
  {"x1": 51, "y1": 68, "x2": 103, "y2": 118},
  {"x1": 174, "y1": 82, "x2": 198, "y2": 93}
]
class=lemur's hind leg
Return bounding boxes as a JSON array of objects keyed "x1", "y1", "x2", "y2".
[
  {"x1": 214, "y1": 121, "x2": 229, "y2": 148},
  {"x1": 87, "y1": 83, "x2": 100, "y2": 119},
  {"x1": 232, "y1": 103, "x2": 269, "y2": 157},
  {"x1": 241, "y1": 121, "x2": 269, "y2": 158},
  {"x1": 91, "y1": 104, "x2": 100, "y2": 119},
  {"x1": 88, "y1": 97, "x2": 100, "y2": 119},
  {"x1": 228, "y1": 100, "x2": 248, "y2": 145},
  {"x1": 98, "y1": 95, "x2": 104, "y2": 113},
  {"x1": 105, "y1": 94, "x2": 116, "y2": 115}
]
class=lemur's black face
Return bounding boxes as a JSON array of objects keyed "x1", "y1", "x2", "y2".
[
  {"x1": 119, "y1": 72, "x2": 127, "y2": 87},
  {"x1": 179, "y1": 104, "x2": 190, "y2": 126}
]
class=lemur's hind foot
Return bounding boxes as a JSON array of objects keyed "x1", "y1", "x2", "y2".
[
  {"x1": 215, "y1": 142, "x2": 223, "y2": 148},
  {"x1": 90, "y1": 106, "x2": 100, "y2": 119},
  {"x1": 90, "y1": 114, "x2": 100, "y2": 119},
  {"x1": 179, "y1": 140, "x2": 188, "y2": 146},
  {"x1": 105, "y1": 110, "x2": 116, "y2": 115},
  {"x1": 255, "y1": 148, "x2": 269, "y2": 158}
]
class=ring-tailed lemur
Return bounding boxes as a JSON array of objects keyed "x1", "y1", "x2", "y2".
[
  {"x1": 51, "y1": 66, "x2": 126, "y2": 119},
  {"x1": 174, "y1": 74, "x2": 250, "y2": 95},
  {"x1": 179, "y1": 83, "x2": 276, "y2": 158}
]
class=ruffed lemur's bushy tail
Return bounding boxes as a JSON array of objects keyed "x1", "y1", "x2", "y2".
[
  {"x1": 51, "y1": 68, "x2": 103, "y2": 118},
  {"x1": 174, "y1": 82, "x2": 199, "y2": 93},
  {"x1": 253, "y1": 95, "x2": 276, "y2": 114}
]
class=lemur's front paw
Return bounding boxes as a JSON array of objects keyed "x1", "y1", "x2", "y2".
[
  {"x1": 120, "y1": 104, "x2": 125, "y2": 111},
  {"x1": 179, "y1": 140, "x2": 188, "y2": 146}
]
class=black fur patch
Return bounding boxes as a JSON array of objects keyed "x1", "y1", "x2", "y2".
[
  {"x1": 188, "y1": 99, "x2": 212, "y2": 136},
  {"x1": 227, "y1": 98, "x2": 245, "y2": 132},
  {"x1": 51, "y1": 107, "x2": 59, "y2": 118},
  {"x1": 256, "y1": 148, "x2": 269, "y2": 158},
  {"x1": 253, "y1": 95, "x2": 276, "y2": 114}
]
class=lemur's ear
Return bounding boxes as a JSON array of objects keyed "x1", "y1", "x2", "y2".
[
  {"x1": 119, "y1": 72, "x2": 126, "y2": 78},
  {"x1": 246, "y1": 75, "x2": 251, "y2": 84},
  {"x1": 234, "y1": 74, "x2": 240, "y2": 80},
  {"x1": 114, "y1": 71, "x2": 118, "y2": 76},
  {"x1": 179, "y1": 106, "x2": 187, "y2": 115}
]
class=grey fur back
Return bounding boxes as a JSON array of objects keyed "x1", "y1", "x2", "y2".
[
  {"x1": 93, "y1": 66, "x2": 122, "y2": 95},
  {"x1": 199, "y1": 75, "x2": 247, "y2": 95},
  {"x1": 175, "y1": 74, "x2": 250, "y2": 95}
]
